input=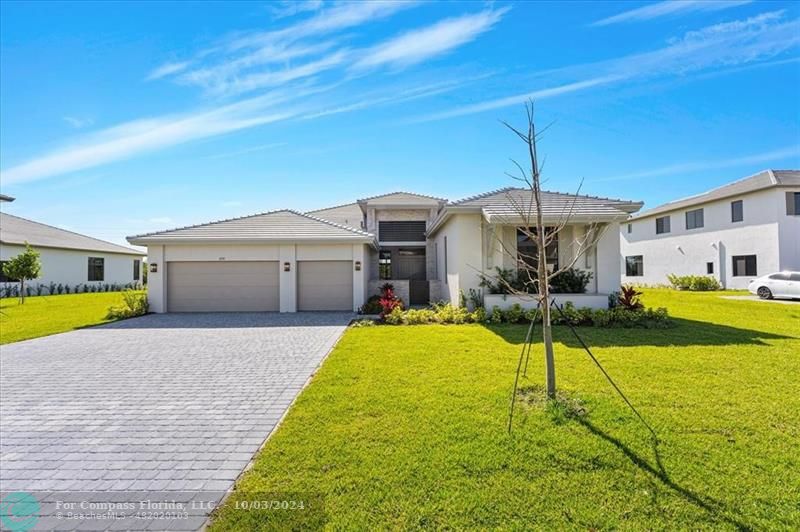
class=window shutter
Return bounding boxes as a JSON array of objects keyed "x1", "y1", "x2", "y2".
[{"x1": 788, "y1": 192, "x2": 797, "y2": 215}]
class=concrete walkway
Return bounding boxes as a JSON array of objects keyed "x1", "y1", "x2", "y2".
[{"x1": 0, "y1": 312, "x2": 352, "y2": 531}]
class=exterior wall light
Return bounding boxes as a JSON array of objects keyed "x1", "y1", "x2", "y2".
[
  {"x1": 284, "y1": 262, "x2": 291, "y2": 272},
  {"x1": 150, "y1": 263, "x2": 158, "y2": 273},
  {"x1": 355, "y1": 261, "x2": 362, "y2": 271}
]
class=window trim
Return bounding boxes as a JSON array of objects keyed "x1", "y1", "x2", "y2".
[
  {"x1": 655, "y1": 216, "x2": 670, "y2": 234},
  {"x1": 731, "y1": 200, "x2": 743, "y2": 223},
  {"x1": 88, "y1": 257, "x2": 105, "y2": 282},
  {"x1": 685, "y1": 208, "x2": 704, "y2": 230},
  {"x1": 625, "y1": 255, "x2": 644, "y2": 277},
  {"x1": 731, "y1": 255, "x2": 757, "y2": 277}
]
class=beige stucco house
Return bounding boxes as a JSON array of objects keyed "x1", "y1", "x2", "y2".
[{"x1": 128, "y1": 189, "x2": 642, "y2": 313}]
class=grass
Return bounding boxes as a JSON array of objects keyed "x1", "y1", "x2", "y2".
[
  {"x1": 210, "y1": 289, "x2": 800, "y2": 530},
  {"x1": 0, "y1": 291, "x2": 135, "y2": 344}
]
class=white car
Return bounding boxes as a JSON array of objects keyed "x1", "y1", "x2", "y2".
[{"x1": 748, "y1": 272, "x2": 800, "y2": 300}]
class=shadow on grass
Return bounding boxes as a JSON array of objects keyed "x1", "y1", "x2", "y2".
[
  {"x1": 485, "y1": 317, "x2": 794, "y2": 347},
  {"x1": 574, "y1": 417, "x2": 753, "y2": 531}
]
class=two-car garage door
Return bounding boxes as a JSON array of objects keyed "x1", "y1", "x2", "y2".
[
  {"x1": 166, "y1": 260, "x2": 352, "y2": 312},
  {"x1": 167, "y1": 261, "x2": 279, "y2": 312}
]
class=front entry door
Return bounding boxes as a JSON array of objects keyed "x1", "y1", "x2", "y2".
[{"x1": 395, "y1": 249, "x2": 428, "y2": 305}]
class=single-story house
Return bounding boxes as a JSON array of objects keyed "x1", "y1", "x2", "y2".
[
  {"x1": 128, "y1": 189, "x2": 642, "y2": 313},
  {"x1": 0, "y1": 202, "x2": 145, "y2": 293}
]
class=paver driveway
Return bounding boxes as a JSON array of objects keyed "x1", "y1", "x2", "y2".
[{"x1": 0, "y1": 312, "x2": 352, "y2": 531}]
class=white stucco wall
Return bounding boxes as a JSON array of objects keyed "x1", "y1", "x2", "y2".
[
  {"x1": 0, "y1": 244, "x2": 143, "y2": 292},
  {"x1": 146, "y1": 242, "x2": 370, "y2": 313},
  {"x1": 620, "y1": 188, "x2": 798, "y2": 289}
]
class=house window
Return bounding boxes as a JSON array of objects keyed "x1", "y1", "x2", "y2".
[
  {"x1": 706, "y1": 262, "x2": 714, "y2": 274},
  {"x1": 731, "y1": 200, "x2": 743, "y2": 223},
  {"x1": 517, "y1": 227, "x2": 558, "y2": 273},
  {"x1": 685, "y1": 208, "x2": 704, "y2": 230},
  {"x1": 88, "y1": 257, "x2": 104, "y2": 281},
  {"x1": 443, "y1": 237, "x2": 448, "y2": 284},
  {"x1": 788, "y1": 192, "x2": 800, "y2": 215},
  {"x1": 655, "y1": 216, "x2": 670, "y2": 234},
  {"x1": 627, "y1": 223, "x2": 632, "y2": 234},
  {"x1": 378, "y1": 250, "x2": 392, "y2": 280},
  {"x1": 0, "y1": 261, "x2": 15, "y2": 283},
  {"x1": 732, "y1": 255, "x2": 757, "y2": 277},
  {"x1": 625, "y1": 255, "x2": 644, "y2": 277},
  {"x1": 378, "y1": 221, "x2": 426, "y2": 242},
  {"x1": 133, "y1": 259, "x2": 140, "y2": 281}
]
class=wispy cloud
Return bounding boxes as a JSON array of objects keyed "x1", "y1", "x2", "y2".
[
  {"x1": 204, "y1": 142, "x2": 288, "y2": 160},
  {"x1": 590, "y1": 0, "x2": 751, "y2": 27},
  {"x1": 146, "y1": 60, "x2": 192, "y2": 81},
  {"x1": 268, "y1": 0, "x2": 323, "y2": 20},
  {"x1": 353, "y1": 8, "x2": 508, "y2": 70},
  {"x1": 414, "y1": 10, "x2": 800, "y2": 122},
  {"x1": 593, "y1": 145, "x2": 800, "y2": 182},
  {"x1": 62, "y1": 116, "x2": 94, "y2": 129}
]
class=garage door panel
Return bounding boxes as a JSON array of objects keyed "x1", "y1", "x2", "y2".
[
  {"x1": 297, "y1": 261, "x2": 353, "y2": 311},
  {"x1": 168, "y1": 261, "x2": 279, "y2": 312}
]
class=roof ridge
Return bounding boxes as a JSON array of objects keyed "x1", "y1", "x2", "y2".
[
  {"x1": 1, "y1": 212, "x2": 142, "y2": 254},
  {"x1": 126, "y1": 209, "x2": 292, "y2": 240},
  {"x1": 539, "y1": 188, "x2": 641, "y2": 205},
  {"x1": 306, "y1": 201, "x2": 359, "y2": 213},
  {"x1": 289, "y1": 210, "x2": 374, "y2": 237},
  {"x1": 357, "y1": 191, "x2": 448, "y2": 203},
  {"x1": 451, "y1": 187, "x2": 516, "y2": 204}
]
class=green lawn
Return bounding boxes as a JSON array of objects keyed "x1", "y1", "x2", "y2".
[
  {"x1": 211, "y1": 289, "x2": 800, "y2": 530},
  {"x1": 0, "y1": 291, "x2": 133, "y2": 344}
]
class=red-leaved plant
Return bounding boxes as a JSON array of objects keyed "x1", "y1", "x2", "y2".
[
  {"x1": 379, "y1": 283, "x2": 403, "y2": 316},
  {"x1": 618, "y1": 285, "x2": 644, "y2": 310}
]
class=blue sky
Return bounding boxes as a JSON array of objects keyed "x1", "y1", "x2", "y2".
[{"x1": 1, "y1": 0, "x2": 799, "y2": 247}]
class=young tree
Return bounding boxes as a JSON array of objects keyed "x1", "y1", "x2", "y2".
[
  {"x1": 2, "y1": 243, "x2": 42, "y2": 304},
  {"x1": 494, "y1": 103, "x2": 606, "y2": 399}
]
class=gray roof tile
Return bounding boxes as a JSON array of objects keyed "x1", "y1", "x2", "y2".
[
  {"x1": 632, "y1": 169, "x2": 800, "y2": 219},
  {"x1": 1, "y1": 213, "x2": 143, "y2": 255},
  {"x1": 127, "y1": 209, "x2": 374, "y2": 244}
]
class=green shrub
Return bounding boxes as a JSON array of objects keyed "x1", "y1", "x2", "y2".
[
  {"x1": 479, "y1": 266, "x2": 592, "y2": 294},
  {"x1": 549, "y1": 268, "x2": 593, "y2": 294},
  {"x1": 504, "y1": 303, "x2": 525, "y2": 324},
  {"x1": 667, "y1": 274, "x2": 721, "y2": 291},
  {"x1": 351, "y1": 319, "x2": 376, "y2": 327},
  {"x1": 383, "y1": 306, "x2": 405, "y2": 325},
  {"x1": 470, "y1": 307, "x2": 487, "y2": 323},
  {"x1": 359, "y1": 295, "x2": 383, "y2": 315},
  {"x1": 106, "y1": 290, "x2": 148, "y2": 319},
  {"x1": 489, "y1": 306, "x2": 503, "y2": 324}
]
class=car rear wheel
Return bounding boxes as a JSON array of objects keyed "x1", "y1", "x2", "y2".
[{"x1": 757, "y1": 286, "x2": 773, "y2": 299}]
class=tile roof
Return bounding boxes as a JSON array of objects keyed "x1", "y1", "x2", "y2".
[
  {"x1": 127, "y1": 209, "x2": 375, "y2": 244},
  {"x1": 1, "y1": 213, "x2": 143, "y2": 255},
  {"x1": 451, "y1": 188, "x2": 643, "y2": 216},
  {"x1": 632, "y1": 169, "x2": 800, "y2": 219},
  {"x1": 0, "y1": 194, "x2": 15, "y2": 202},
  {"x1": 356, "y1": 191, "x2": 447, "y2": 204}
]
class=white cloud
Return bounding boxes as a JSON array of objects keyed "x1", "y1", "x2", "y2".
[
  {"x1": 353, "y1": 8, "x2": 508, "y2": 70},
  {"x1": 590, "y1": 0, "x2": 751, "y2": 27},
  {"x1": 414, "y1": 11, "x2": 800, "y2": 122},
  {"x1": 62, "y1": 116, "x2": 94, "y2": 129},
  {"x1": 592, "y1": 145, "x2": 800, "y2": 182},
  {"x1": 268, "y1": 0, "x2": 323, "y2": 20},
  {"x1": 146, "y1": 60, "x2": 192, "y2": 81}
]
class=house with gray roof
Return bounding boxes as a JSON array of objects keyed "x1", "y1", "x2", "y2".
[
  {"x1": 621, "y1": 169, "x2": 800, "y2": 289},
  {"x1": 1, "y1": 212, "x2": 144, "y2": 293},
  {"x1": 128, "y1": 188, "x2": 642, "y2": 313}
]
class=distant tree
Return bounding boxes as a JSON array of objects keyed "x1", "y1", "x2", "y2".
[{"x1": 2, "y1": 243, "x2": 42, "y2": 304}]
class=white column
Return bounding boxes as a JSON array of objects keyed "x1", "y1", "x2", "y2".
[
  {"x1": 352, "y1": 244, "x2": 366, "y2": 312},
  {"x1": 147, "y1": 245, "x2": 166, "y2": 313},
  {"x1": 279, "y1": 244, "x2": 296, "y2": 312}
]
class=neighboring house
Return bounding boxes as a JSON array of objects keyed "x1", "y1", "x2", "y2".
[
  {"x1": 0, "y1": 211, "x2": 145, "y2": 292},
  {"x1": 620, "y1": 169, "x2": 800, "y2": 289},
  {"x1": 128, "y1": 189, "x2": 642, "y2": 313}
]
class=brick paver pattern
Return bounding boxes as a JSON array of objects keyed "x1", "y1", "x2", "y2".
[{"x1": 0, "y1": 312, "x2": 351, "y2": 531}]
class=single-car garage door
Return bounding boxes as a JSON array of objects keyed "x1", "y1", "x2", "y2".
[
  {"x1": 167, "y1": 261, "x2": 279, "y2": 312},
  {"x1": 297, "y1": 261, "x2": 353, "y2": 311}
]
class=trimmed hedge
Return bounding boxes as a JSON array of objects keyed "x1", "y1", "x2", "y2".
[
  {"x1": 667, "y1": 274, "x2": 721, "y2": 291},
  {"x1": 378, "y1": 302, "x2": 671, "y2": 329}
]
